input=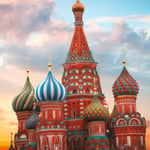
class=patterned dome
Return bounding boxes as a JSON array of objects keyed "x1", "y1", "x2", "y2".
[
  {"x1": 12, "y1": 71, "x2": 35, "y2": 112},
  {"x1": 25, "y1": 105, "x2": 40, "y2": 130},
  {"x1": 72, "y1": 0, "x2": 84, "y2": 12},
  {"x1": 112, "y1": 66, "x2": 139, "y2": 97},
  {"x1": 84, "y1": 95, "x2": 109, "y2": 121},
  {"x1": 35, "y1": 70, "x2": 66, "y2": 102}
]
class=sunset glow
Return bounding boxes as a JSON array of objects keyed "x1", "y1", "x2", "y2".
[{"x1": 0, "y1": 0, "x2": 150, "y2": 149}]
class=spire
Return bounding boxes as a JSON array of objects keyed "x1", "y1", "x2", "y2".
[
  {"x1": 9, "y1": 132, "x2": 14, "y2": 150},
  {"x1": 48, "y1": 53, "x2": 52, "y2": 71},
  {"x1": 122, "y1": 48, "x2": 126, "y2": 67},
  {"x1": 66, "y1": 1, "x2": 93, "y2": 62},
  {"x1": 33, "y1": 98, "x2": 37, "y2": 111},
  {"x1": 10, "y1": 132, "x2": 13, "y2": 144},
  {"x1": 93, "y1": 77, "x2": 97, "y2": 95},
  {"x1": 26, "y1": 58, "x2": 30, "y2": 77}
]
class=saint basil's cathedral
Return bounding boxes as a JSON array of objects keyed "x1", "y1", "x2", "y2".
[{"x1": 10, "y1": 0, "x2": 146, "y2": 150}]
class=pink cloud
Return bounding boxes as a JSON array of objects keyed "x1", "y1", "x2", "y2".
[
  {"x1": 9, "y1": 121, "x2": 17, "y2": 126},
  {"x1": 0, "y1": 108, "x2": 5, "y2": 113},
  {"x1": 0, "y1": 117, "x2": 5, "y2": 121}
]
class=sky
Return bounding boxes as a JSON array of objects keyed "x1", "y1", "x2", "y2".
[{"x1": 0, "y1": 0, "x2": 150, "y2": 149}]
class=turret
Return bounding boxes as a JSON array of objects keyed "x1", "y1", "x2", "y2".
[
  {"x1": 35, "y1": 59, "x2": 67, "y2": 150},
  {"x1": 12, "y1": 68, "x2": 35, "y2": 150},
  {"x1": 62, "y1": 1, "x2": 106, "y2": 149},
  {"x1": 84, "y1": 80, "x2": 110, "y2": 150},
  {"x1": 110, "y1": 49, "x2": 146, "y2": 150}
]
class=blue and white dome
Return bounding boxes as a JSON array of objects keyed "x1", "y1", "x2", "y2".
[{"x1": 35, "y1": 70, "x2": 66, "y2": 102}]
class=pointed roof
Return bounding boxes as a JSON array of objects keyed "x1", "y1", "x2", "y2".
[
  {"x1": 9, "y1": 133, "x2": 15, "y2": 150},
  {"x1": 66, "y1": 0, "x2": 94, "y2": 62}
]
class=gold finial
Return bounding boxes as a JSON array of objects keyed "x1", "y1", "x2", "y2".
[
  {"x1": 48, "y1": 53, "x2": 52, "y2": 71},
  {"x1": 122, "y1": 48, "x2": 126, "y2": 67},
  {"x1": 26, "y1": 58, "x2": 30, "y2": 77},
  {"x1": 33, "y1": 101, "x2": 36, "y2": 109},
  {"x1": 93, "y1": 77, "x2": 97, "y2": 95}
]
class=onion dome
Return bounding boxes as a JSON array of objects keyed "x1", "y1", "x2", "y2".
[
  {"x1": 35, "y1": 64, "x2": 66, "y2": 102},
  {"x1": 72, "y1": 0, "x2": 85, "y2": 12},
  {"x1": 25, "y1": 103, "x2": 40, "y2": 130},
  {"x1": 112, "y1": 61, "x2": 139, "y2": 97},
  {"x1": 84, "y1": 95, "x2": 109, "y2": 122},
  {"x1": 12, "y1": 70, "x2": 35, "y2": 112}
]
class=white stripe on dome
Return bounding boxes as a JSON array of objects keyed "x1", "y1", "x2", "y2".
[
  {"x1": 23, "y1": 89, "x2": 34, "y2": 109},
  {"x1": 61, "y1": 86, "x2": 66, "y2": 101},
  {"x1": 16, "y1": 90, "x2": 27, "y2": 110},
  {"x1": 37, "y1": 84, "x2": 42, "y2": 101},
  {"x1": 50, "y1": 77, "x2": 54, "y2": 100},
  {"x1": 37, "y1": 77, "x2": 47, "y2": 101},
  {"x1": 44, "y1": 79, "x2": 49, "y2": 100},
  {"x1": 53, "y1": 78, "x2": 61, "y2": 100}
]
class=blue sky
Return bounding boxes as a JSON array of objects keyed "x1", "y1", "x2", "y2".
[{"x1": 0, "y1": 0, "x2": 150, "y2": 147}]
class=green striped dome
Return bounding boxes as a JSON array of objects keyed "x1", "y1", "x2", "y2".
[
  {"x1": 25, "y1": 108, "x2": 40, "y2": 129},
  {"x1": 12, "y1": 76, "x2": 35, "y2": 112},
  {"x1": 84, "y1": 95, "x2": 109, "y2": 121},
  {"x1": 112, "y1": 66, "x2": 139, "y2": 97}
]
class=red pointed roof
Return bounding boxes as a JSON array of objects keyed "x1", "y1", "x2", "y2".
[{"x1": 66, "y1": 0, "x2": 94, "y2": 62}]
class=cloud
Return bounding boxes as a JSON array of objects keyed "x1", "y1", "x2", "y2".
[
  {"x1": 0, "y1": 108, "x2": 5, "y2": 113},
  {"x1": 9, "y1": 121, "x2": 17, "y2": 126},
  {"x1": 0, "y1": 0, "x2": 55, "y2": 42},
  {"x1": 0, "y1": 109, "x2": 5, "y2": 121},
  {"x1": 95, "y1": 15, "x2": 150, "y2": 24}
]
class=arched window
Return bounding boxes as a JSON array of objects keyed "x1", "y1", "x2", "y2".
[
  {"x1": 72, "y1": 89, "x2": 77, "y2": 94},
  {"x1": 53, "y1": 136, "x2": 60, "y2": 150},
  {"x1": 85, "y1": 88, "x2": 90, "y2": 94},
  {"x1": 77, "y1": 138, "x2": 82, "y2": 150},
  {"x1": 72, "y1": 107, "x2": 76, "y2": 119},
  {"x1": 42, "y1": 136, "x2": 48, "y2": 150},
  {"x1": 71, "y1": 138, "x2": 76, "y2": 150}
]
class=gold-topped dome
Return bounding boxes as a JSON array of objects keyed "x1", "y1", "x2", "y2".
[{"x1": 72, "y1": 0, "x2": 85, "y2": 12}]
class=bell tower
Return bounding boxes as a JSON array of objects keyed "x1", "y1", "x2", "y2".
[{"x1": 62, "y1": 0, "x2": 106, "y2": 149}]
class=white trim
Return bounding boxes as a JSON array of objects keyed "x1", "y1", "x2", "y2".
[
  {"x1": 127, "y1": 136, "x2": 131, "y2": 146},
  {"x1": 130, "y1": 105, "x2": 132, "y2": 113},
  {"x1": 141, "y1": 136, "x2": 144, "y2": 146},
  {"x1": 53, "y1": 110, "x2": 55, "y2": 119},
  {"x1": 114, "y1": 133, "x2": 145, "y2": 136},
  {"x1": 122, "y1": 105, "x2": 125, "y2": 113},
  {"x1": 116, "y1": 137, "x2": 119, "y2": 146},
  {"x1": 64, "y1": 103, "x2": 67, "y2": 106},
  {"x1": 129, "y1": 118, "x2": 141, "y2": 125}
]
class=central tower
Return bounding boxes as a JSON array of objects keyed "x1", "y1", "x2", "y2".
[{"x1": 62, "y1": 0, "x2": 106, "y2": 149}]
